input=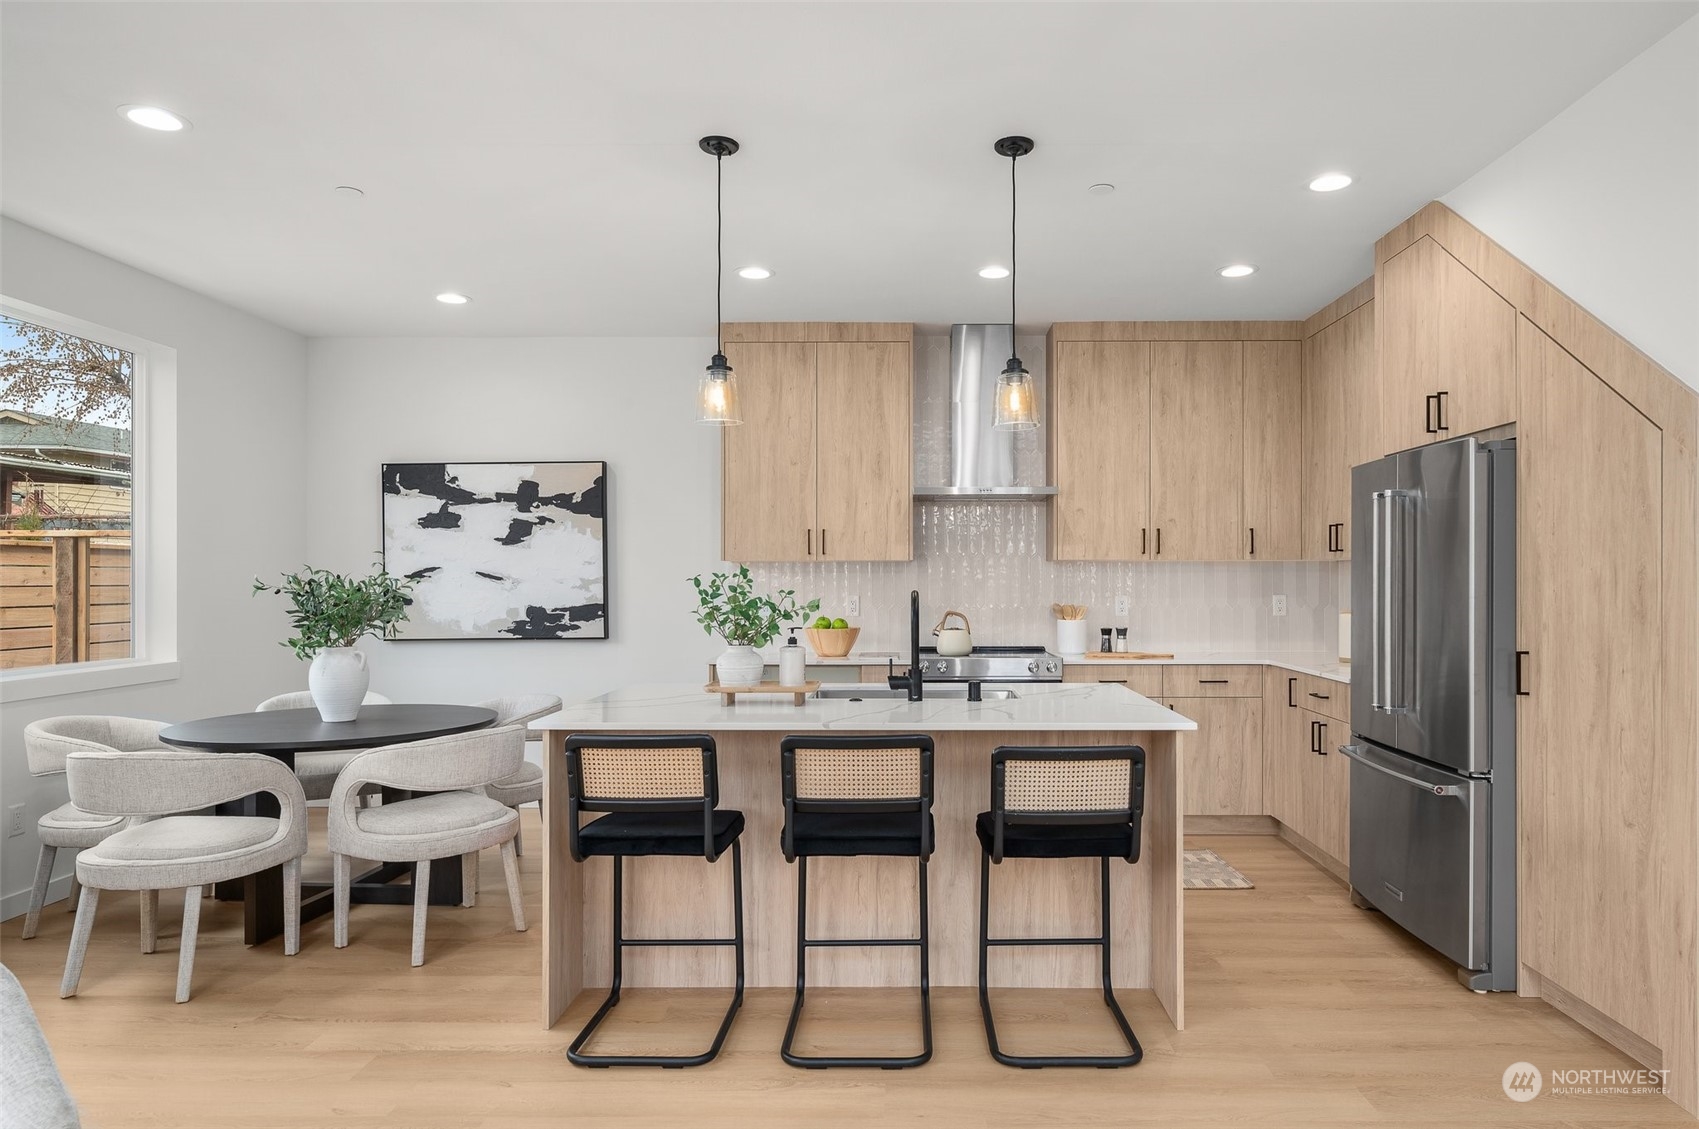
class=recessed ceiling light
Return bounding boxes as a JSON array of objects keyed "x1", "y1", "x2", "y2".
[
  {"x1": 737, "y1": 266, "x2": 772, "y2": 280},
  {"x1": 1309, "y1": 172, "x2": 1353, "y2": 192},
  {"x1": 435, "y1": 292, "x2": 471, "y2": 305},
  {"x1": 1218, "y1": 264, "x2": 1256, "y2": 279},
  {"x1": 1087, "y1": 183, "x2": 1115, "y2": 196},
  {"x1": 118, "y1": 105, "x2": 189, "y2": 132},
  {"x1": 978, "y1": 265, "x2": 1011, "y2": 279}
]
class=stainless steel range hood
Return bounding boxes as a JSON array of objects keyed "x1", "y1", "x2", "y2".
[{"x1": 914, "y1": 323, "x2": 1056, "y2": 497}]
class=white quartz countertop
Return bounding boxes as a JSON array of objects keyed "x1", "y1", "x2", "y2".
[
  {"x1": 535, "y1": 682, "x2": 1198, "y2": 733},
  {"x1": 762, "y1": 648, "x2": 1350, "y2": 684}
]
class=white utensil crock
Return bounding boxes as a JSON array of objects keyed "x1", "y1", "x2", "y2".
[
  {"x1": 308, "y1": 647, "x2": 369, "y2": 722},
  {"x1": 1055, "y1": 619, "x2": 1089, "y2": 655},
  {"x1": 716, "y1": 644, "x2": 765, "y2": 687}
]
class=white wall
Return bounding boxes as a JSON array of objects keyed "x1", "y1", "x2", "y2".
[
  {"x1": 0, "y1": 218, "x2": 308, "y2": 918},
  {"x1": 304, "y1": 337, "x2": 729, "y2": 707},
  {"x1": 1444, "y1": 16, "x2": 1699, "y2": 389}
]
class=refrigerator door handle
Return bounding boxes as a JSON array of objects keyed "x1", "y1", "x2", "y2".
[
  {"x1": 1371, "y1": 489, "x2": 1408, "y2": 714},
  {"x1": 1340, "y1": 744, "x2": 1465, "y2": 800}
]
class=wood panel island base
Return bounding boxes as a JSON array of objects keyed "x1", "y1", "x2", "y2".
[{"x1": 537, "y1": 684, "x2": 1193, "y2": 1040}]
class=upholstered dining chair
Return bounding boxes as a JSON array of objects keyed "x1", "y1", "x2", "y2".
[
  {"x1": 327, "y1": 724, "x2": 527, "y2": 967},
  {"x1": 256, "y1": 690, "x2": 392, "y2": 803},
  {"x1": 20, "y1": 716, "x2": 173, "y2": 941},
  {"x1": 472, "y1": 694, "x2": 562, "y2": 856},
  {"x1": 59, "y1": 749, "x2": 309, "y2": 1003}
]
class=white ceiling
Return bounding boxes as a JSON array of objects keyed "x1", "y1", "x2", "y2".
[{"x1": 2, "y1": 2, "x2": 1692, "y2": 338}]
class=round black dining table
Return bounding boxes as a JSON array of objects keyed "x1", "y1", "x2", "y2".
[{"x1": 160, "y1": 703, "x2": 499, "y2": 946}]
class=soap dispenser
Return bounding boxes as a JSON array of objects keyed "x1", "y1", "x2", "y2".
[{"x1": 778, "y1": 627, "x2": 807, "y2": 687}]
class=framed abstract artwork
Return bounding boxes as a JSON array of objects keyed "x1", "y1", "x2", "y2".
[{"x1": 380, "y1": 461, "x2": 608, "y2": 640}]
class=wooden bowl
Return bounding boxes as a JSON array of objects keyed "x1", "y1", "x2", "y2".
[{"x1": 805, "y1": 627, "x2": 860, "y2": 658}]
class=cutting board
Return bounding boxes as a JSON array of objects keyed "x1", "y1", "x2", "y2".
[{"x1": 1081, "y1": 651, "x2": 1175, "y2": 661}]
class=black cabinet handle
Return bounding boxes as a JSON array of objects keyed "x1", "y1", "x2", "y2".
[
  {"x1": 1316, "y1": 721, "x2": 1328, "y2": 754},
  {"x1": 806, "y1": 528, "x2": 812, "y2": 556},
  {"x1": 1248, "y1": 527, "x2": 1256, "y2": 557},
  {"x1": 1141, "y1": 527, "x2": 1148, "y2": 556},
  {"x1": 1155, "y1": 528, "x2": 1162, "y2": 556},
  {"x1": 1308, "y1": 691, "x2": 1331, "y2": 701},
  {"x1": 1198, "y1": 679, "x2": 1230, "y2": 685},
  {"x1": 1436, "y1": 391, "x2": 1450, "y2": 432},
  {"x1": 1099, "y1": 679, "x2": 1129, "y2": 684},
  {"x1": 1424, "y1": 393, "x2": 1438, "y2": 434},
  {"x1": 1287, "y1": 676, "x2": 1296, "y2": 708},
  {"x1": 1515, "y1": 650, "x2": 1530, "y2": 696},
  {"x1": 1309, "y1": 719, "x2": 1320, "y2": 753},
  {"x1": 820, "y1": 528, "x2": 827, "y2": 556}
]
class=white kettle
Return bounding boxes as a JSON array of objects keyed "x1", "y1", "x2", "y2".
[{"x1": 932, "y1": 610, "x2": 973, "y2": 657}]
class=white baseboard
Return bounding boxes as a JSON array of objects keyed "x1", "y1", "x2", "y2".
[{"x1": 0, "y1": 873, "x2": 73, "y2": 924}]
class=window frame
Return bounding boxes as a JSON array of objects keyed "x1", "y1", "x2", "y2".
[{"x1": 0, "y1": 295, "x2": 178, "y2": 701}]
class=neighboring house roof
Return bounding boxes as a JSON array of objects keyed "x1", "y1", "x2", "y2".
[
  {"x1": 0, "y1": 452, "x2": 131, "y2": 483},
  {"x1": 0, "y1": 409, "x2": 131, "y2": 459}
]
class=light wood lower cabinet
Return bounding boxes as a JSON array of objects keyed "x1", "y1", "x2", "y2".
[
  {"x1": 1061, "y1": 664, "x2": 1163, "y2": 696},
  {"x1": 1165, "y1": 695, "x2": 1262, "y2": 817},
  {"x1": 1260, "y1": 667, "x2": 1350, "y2": 864}
]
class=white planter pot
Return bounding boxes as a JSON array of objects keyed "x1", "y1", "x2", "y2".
[
  {"x1": 715, "y1": 644, "x2": 765, "y2": 687},
  {"x1": 308, "y1": 647, "x2": 369, "y2": 722}
]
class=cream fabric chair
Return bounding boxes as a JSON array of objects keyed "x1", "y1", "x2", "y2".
[
  {"x1": 60, "y1": 749, "x2": 309, "y2": 1003},
  {"x1": 20, "y1": 716, "x2": 173, "y2": 940},
  {"x1": 256, "y1": 690, "x2": 392, "y2": 802},
  {"x1": 328, "y1": 725, "x2": 527, "y2": 967},
  {"x1": 472, "y1": 694, "x2": 562, "y2": 856}
]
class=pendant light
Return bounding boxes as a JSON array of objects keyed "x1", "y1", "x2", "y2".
[
  {"x1": 992, "y1": 135, "x2": 1038, "y2": 431},
  {"x1": 697, "y1": 135, "x2": 742, "y2": 425}
]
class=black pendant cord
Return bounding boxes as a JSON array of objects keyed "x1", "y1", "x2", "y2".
[
  {"x1": 1009, "y1": 150, "x2": 1017, "y2": 345},
  {"x1": 716, "y1": 152, "x2": 724, "y2": 357}
]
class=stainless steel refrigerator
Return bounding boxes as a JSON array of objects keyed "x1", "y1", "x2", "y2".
[{"x1": 1345, "y1": 436, "x2": 1518, "y2": 992}]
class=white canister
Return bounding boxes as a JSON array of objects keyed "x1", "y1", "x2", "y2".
[
  {"x1": 1055, "y1": 618, "x2": 1088, "y2": 656},
  {"x1": 778, "y1": 633, "x2": 808, "y2": 687},
  {"x1": 1339, "y1": 612, "x2": 1352, "y2": 664}
]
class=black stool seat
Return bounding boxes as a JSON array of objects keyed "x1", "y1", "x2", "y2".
[
  {"x1": 784, "y1": 811, "x2": 934, "y2": 858},
  {"x1": 578, "y1": 810, "x2": 745, "y2": 857},
  {"x1": 974, "y1": 812, "x2": 1134, "y2": 860}
]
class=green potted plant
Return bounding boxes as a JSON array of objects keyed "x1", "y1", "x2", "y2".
[
  {"x1": 252, "y1": 564, "x2": 416, "y2": 721},
  {"x1": 689, "y1": 566, "x2": 819, "y2": 686}
]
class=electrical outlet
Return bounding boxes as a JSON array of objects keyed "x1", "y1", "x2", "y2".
[
  {"x1": 7, "y1": 804, "x2": 25, "y2": 837},
  {"x1": 847, "y1": 596, "x2": 860, "y2": 616},
  {"x1": 1272, "y1": 595, "x2": 1288, "y2": 617},
  {"x1": 1114, "y1": 594, "x2": 1131, "y2": 616}
]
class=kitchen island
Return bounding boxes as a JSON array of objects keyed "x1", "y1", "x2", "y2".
[{"x1": 536, "y1": 682, "x2": 1196, "y2": 1032}]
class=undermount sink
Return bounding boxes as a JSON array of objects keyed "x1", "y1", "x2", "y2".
[{"x1": 811, "y1": 685, "x2": 1019, "y2": 701}]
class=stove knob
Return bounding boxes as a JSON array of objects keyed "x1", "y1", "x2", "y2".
[
  {"x1": 1045, "y1": 660, "x2": 1059, "y2": 673},
  {"x1": 933, "y1": 661, "x2": 947, "y2": 674},
  {"x1": 1027, "y1": 659, "x2": 1039, "y2": 674}
]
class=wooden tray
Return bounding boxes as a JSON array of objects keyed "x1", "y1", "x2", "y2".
[
  {"x1": 1081, "y1": 651, "x2": 1174, "y2": 661},
  {"x1": 704, "y1": 680, "x2": 820, "y2": 706}
]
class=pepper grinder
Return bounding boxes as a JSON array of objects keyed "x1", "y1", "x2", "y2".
[{"x1": 1099, "y1": 628, "x2": 1114, "y2": 655}]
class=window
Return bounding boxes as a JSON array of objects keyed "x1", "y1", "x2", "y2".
[{"x1": 0, "y1": 297, "x2": 176, "y2": 698}]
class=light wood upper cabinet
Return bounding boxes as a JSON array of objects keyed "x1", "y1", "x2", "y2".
[
  {"x1": 1517, "y1": 315, "x2": 1662, "y2": 1042},
  {"x1": 1242, "y1": 341, "x2": 1304, "y2": 560},
  {"x1": 1302, "y1": 301, "x2": 1373, "y2": 561},
  {"x1": 721, "y1": 326, "x2": 913, "y2": 563},
  {"x1": 815, "y1": 341, "x2": 912, "y2": 561},
  {"x1": 1150, "y1": 341, "x2": 1244, "y2": 561},
  {"x1": 722, "y1": 341, "x2": 818, "y2": 563},
  {"x1": 1049, "y1": 340, "x2": 1152, "y2": 561},
  {"x1": 1376, "y1": 236, "x2": 1515, "y2": 452}
]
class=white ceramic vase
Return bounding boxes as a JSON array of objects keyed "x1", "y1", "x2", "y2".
[
  {"x1": 716, "y1": 643, "x2": 765, "y2": 687},
  {"x1": 308, "y1": 647, "x2": 369, "y2": 722}
]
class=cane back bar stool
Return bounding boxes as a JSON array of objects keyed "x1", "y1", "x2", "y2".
[
  {"x1": 976, "y1": 745, "x2": 1146, "y2": 1068},
  {"x1": 563, "y1": 734, "x2": 745, "y2": 1068},
  {"x1": 779, "y1": 734, "x2": 935, "y2": 1069}
]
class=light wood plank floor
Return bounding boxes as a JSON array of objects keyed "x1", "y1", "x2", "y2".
[{"x1": 0, "y1": 816, "x2": 1684, "y2": 1127}]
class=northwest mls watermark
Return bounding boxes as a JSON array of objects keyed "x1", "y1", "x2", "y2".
[{"x1": 1502, "y1": 1060, "x2": 1671, "y2": 1100}]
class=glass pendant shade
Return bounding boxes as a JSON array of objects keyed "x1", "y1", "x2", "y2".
[
  {"x1": 697, "y1": 353, "x2": 742, "y2": 425},
  {"x1": 993, "y1": 358, "x2": 1038, "y2": 431}
]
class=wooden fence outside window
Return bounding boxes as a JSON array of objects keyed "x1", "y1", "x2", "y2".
[{"x1": 0, "y1": 530, "x2": 132, "y2": 669}]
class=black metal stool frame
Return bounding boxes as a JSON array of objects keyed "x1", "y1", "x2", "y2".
[
  {"x1": 564, "y1": 733, "x2": 744, "y2": 1069},
  {"x1": 779, "y1": 733, "x2": 935, "y2": 1069},
  {"x1": 978, "y1": 745, "x2": 1146, "y2": 1069}
]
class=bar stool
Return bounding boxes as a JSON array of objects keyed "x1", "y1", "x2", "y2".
[
  {"x1": 976, "y1": 745, "x2": 1146, "y2": 1068},
  {"x1": 778, "y1": 734, "x2": 934, "y2": 1069},
  {"x1": 563, "y1": 734, "x2": 745, "y2": 1068}
]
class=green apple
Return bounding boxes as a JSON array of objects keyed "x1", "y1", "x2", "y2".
[
  {"x1": 831, "y1": 618, "x2": 849, "y2": 630},
  {"x1": 813, "y1": 616, "x2": 833, "y2": 630}
]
